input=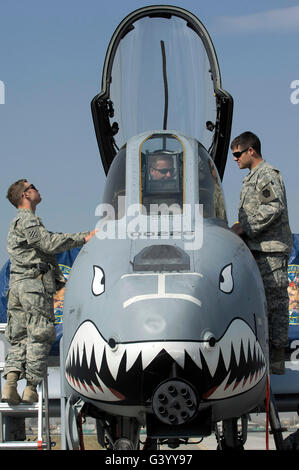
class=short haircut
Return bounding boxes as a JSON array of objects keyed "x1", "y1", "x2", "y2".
[
  {"x1": 230, "y1": 131, "x2": 261, "y2": 156},
  {"x1": 6, "y1": 179, "x2": 28, "y2": 208},
  {"x1": 149, "y1": 154, "x2": 174, "y2": 167}
]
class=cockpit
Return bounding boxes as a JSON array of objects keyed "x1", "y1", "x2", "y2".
[
  {"x1": 93, "y1": 6, "x2": 232, "y2": 226},
  {"x1": 141, "y1": 134, "x2": 183, "y2": 214},
  {"x1": 101, "y1": 132, "x2": 227, "y2": 223}
]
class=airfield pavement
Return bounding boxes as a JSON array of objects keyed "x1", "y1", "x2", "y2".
[{"x1": 25, "y1": 430, "x2": 294, "y2": 451}]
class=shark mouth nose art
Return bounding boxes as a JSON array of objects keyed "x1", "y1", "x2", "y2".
[{"x1": 65, "y1": 319, "x2": 266, "y2": 403}]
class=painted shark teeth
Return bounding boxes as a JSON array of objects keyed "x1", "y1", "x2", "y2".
[{"x1": 65, "y1": 318, "x2": 266, "y2": 402}]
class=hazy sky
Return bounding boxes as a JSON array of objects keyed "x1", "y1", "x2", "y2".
[{"x1": 1, "y1": 0, "x2": 299, "y2": 267}]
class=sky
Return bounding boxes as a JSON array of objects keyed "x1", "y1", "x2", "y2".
[{"x1": 0, "y1": 0, "x2": 299, "y2": 267}]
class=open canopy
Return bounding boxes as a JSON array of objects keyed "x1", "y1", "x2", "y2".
[{"x1": 91, "y1": 6, "x2": 233, "y2": 179}]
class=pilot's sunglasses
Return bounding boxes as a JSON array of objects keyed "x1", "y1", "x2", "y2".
[
  {"x1": 151, "y1": 167, "x2": 175, "y2": 175},
  {"x1": 24, "y1": 184, "x2": 38, "y2": 193},
  {"x1": 232, "y1": 147, "x2": 250, "y2": 159}
]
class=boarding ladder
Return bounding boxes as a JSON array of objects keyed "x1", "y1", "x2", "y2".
[{"x1": 0, "y1": 323, "x2": 51, "y2": 450}]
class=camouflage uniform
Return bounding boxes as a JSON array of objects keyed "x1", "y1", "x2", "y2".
[
  {"x1": 4, "y1": 208, "x2": 89, "y2": 385},
  {"x1": 238, "y1": 160, "x2": 293, "y2": 370}
]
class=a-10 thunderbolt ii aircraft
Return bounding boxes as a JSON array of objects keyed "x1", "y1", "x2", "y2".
[{"x1": 60, "y1": 5, "x2": 277, "y2": 450}]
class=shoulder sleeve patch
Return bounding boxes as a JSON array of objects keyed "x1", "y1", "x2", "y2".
[
  {"x1": 258, "y1": 181, "x2": 277, "y2": 203},
  {"x1": 24, "y1": 226, "x2": 41, "y2": 244},
  {"x1": 23, "y1": 219, "x2": 41, "y2": 244}
]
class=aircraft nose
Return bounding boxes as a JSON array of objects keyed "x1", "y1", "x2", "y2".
[{"x1": 118, "y1": 271, "x2": 214, "y2": 343}]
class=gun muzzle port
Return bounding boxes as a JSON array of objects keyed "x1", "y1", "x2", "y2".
[
  {"x1": 158, "y1": 406, "x2": 167, "y2": 416},
  {"x1": 158, "y1": 393, "x2": 167, "y2": 403},
  {"x1": 168, "y1": 385, "x2": 177, "y2": 396},
  {"x1": 169, "y1": 415, "x2": 177, "y2": 424}
]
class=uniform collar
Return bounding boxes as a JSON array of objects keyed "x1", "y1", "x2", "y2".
[
  {"x1": 244, "y1": 159, "x2": 266, "y2": 182},
  {"x1": 17, "y1": 208, "x2": 35, "y2": 215}
]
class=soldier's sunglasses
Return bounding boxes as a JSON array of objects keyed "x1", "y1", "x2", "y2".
[
  {"x1": 232, "y1": 147, "x2": 251, "y2": 159},
  {"x1": 23, "y1": 184, "x2": 38, "y2": 193},
  {"x1": 151, "y1": 167, "x2": 175, "y2": 175}
]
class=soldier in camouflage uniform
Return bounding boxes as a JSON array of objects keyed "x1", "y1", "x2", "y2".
[
  {"x1": 2, "y1": 179, "x2": 97, "y2": 404},
  {"x1": 230, "y1": 132, "x2": 293, "y2": 375}
]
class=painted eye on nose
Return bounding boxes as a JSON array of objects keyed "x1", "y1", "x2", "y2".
[
  {"x1": 92, "y1": 266, "x2": 105, "y2": 296},
  {"x1": 219, "y1": 263, "x2": 233, "y2": 294}
]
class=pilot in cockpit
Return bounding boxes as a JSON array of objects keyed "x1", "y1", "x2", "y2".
[
  {"x1": 149, "y1": 154, "x2": 175, "y2": 181},
  {"x1": 141, "y1": 150, "x2": 182, "y2": 213}
]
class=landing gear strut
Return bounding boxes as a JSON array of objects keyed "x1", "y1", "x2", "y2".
[{"x1": 215, "y1": 416, "x2": 248, "y2": 450}]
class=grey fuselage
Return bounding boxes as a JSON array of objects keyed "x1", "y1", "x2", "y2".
[{"x1": 62, "y1": 131, "x2": 268, "y2": 425}]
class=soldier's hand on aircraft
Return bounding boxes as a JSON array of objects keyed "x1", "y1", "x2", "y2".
[
  {"x1": 230, "y1": 222, "x2": 244, "y2": 236},
  {"x1": 84, "y1": 229, "x2": 99, "y2": 243}
]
